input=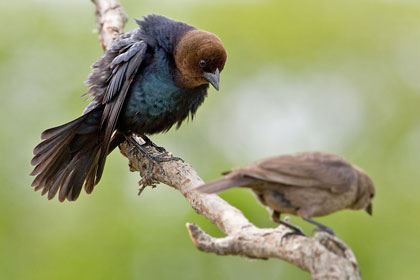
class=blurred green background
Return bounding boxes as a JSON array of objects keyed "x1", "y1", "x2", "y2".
[{"x1": 1, "y1": 0, "x2": 420, "y2": 279}]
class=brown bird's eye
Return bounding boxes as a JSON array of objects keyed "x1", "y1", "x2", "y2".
[{"x1": 199, "y1": 60, "x2": 207, "y2": 68}]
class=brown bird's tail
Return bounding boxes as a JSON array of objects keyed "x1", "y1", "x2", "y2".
[
  {"x1": 196, "y1": 173, "x2": 258, "y2": 194},
  {"x1": 30, "y1": 107, "x2": 113, "y2": 202}
]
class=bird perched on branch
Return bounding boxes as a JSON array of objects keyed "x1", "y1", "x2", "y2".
[
  {"x1": 30, "y1": 15, "x2": 227, "y2": 202},
  {"x1": 196, "y1": 152, "x2": 375, "y2": 235}
]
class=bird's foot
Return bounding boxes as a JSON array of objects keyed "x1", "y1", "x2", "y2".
[
  {"x1": 141, "y1": 135, "x2": 167, "y2": 153},
  {"x1": 141, "y1": 136, "x2": 184, "y2": 163},
  {"x1": 278, "y1": 219, "x2": 306, "y2": 242},
  {"x1": 282, "y1": 230, "x2": 306, "y2": 241},
  {"x1": 139, "y1": 150, "x2": 182, "y2": 183},
  {"x1": 127, "y1": 136, "x2": 183, "y2": 185}
]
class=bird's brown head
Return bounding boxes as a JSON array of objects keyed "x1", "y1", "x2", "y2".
[
  {"x1": 351, "y1": 166, "x2": 376, "y2": 215},
  {"x1": 174, "y1": 30, "x2": 227, "y2": 90}
]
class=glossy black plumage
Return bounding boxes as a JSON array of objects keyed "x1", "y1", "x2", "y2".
[{"x1": 31, "y1": 15, "x2": 227, "y2": 201}]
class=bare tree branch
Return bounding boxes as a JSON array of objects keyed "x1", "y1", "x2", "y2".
[
  {"x1": 91, "y1": 0, "x2": 127, "y2": 51},
  {"x1": 90, "y1": 2, "x2": 362, "y2": 279},
  {"x1": 119, "y1": 141, "x2": 361, "y2": 280}
]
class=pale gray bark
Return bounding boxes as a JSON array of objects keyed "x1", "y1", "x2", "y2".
[{"x1": 91, "y1": 0, "x2": 127, "y2": 51}]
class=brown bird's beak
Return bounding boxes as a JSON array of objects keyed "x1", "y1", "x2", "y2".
[
  {"x1": 204, "y1": 68, "x2": 220, "y2": 91},
  {"x1": 365, "y1": 203, "x2": 373, "y2": 216}
]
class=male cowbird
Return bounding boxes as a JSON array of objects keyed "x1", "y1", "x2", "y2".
[
  {"x1": 197, "y1": 152, "x2": 375, "y2": 235},
  {"x1": 30, "y1": 15, "x2": 227, "y2": 202}
]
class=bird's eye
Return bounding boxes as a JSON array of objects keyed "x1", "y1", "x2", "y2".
[
  {"x1": 199, "y1": 60, "x2": 207, "y2": 68},
  {"x1": 370, "y1": 193, "x2": 374, "y2": 198}
]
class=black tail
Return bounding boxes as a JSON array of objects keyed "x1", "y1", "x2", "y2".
[
  {"x1": 30, "y1": 107, "x2": 118, "y2": 202},
  {"x1": 196, "y1": 173, "x2": 259, "y2": 194}
]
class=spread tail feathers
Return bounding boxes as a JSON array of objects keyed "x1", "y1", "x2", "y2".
[
  {"x1": 196, "y1": 174, "x2": 258, "y2": 194},
  {"x1": 30, "y1": 108, "x2": 117, "y2": 202}
]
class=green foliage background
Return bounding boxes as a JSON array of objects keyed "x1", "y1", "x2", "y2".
[{"x1": 1, "y1": 0, "x2": 420, "y2": 279}]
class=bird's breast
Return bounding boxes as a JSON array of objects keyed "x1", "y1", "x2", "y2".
[{"x1": 118, "y1": 58, "x2": 207, "y2": 135}]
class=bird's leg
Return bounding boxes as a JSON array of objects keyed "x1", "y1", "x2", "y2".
[
  {"x1": 140, "y1": 135, "x2": 184, "y2": 162},
  {"x1": 141, "y1": 135, "x2": 166, "y2": 153},
  {"x1": 125, "y1": 135, "x2": 182, "y2": 185},
  {"x1": 270, "y1": 210, "x2": 282, "y2": 223},
  {"x1": 303, "y1": 217, "x2": 336, "y2": 236},
  {"x1": 271, "y1": 211, "x2": 306, "y2": 241},
  {"x1": 279, "y1": 219, "x2": 306, "y2": 241}
]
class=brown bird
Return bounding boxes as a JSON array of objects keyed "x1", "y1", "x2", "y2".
[{"x1": 196, "y1": 152, "x2": 375, "y2": 235}]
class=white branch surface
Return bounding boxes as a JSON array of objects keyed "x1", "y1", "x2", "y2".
[
  {"x1": 91, "y1": 1, "x2": 362, "y2": 279},
  {"x1": 91, "y1": 0, "x2": 127, "y2": 50}
]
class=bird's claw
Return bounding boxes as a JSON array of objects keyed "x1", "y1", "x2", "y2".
[
  {"x1": 143, "y1": 152, "x2": 183, "y2": 177},
  {"x1": 140, "y1": 148, "x2": 184, "y2": 185},
  {"x1": 153, "y1": 152, "x2": 184, "y2": 163},
  {"x1": 142, "y1": 152, "x2": 166, "y2": 181},
  {"x1": 126, "y1": 135, "x2": 183, "y2": 187},
  {"x1": 281, "y1": 228, "x2": 306, "y2": 242},
  {"x1": 142, "y1": 137, "x2": 185, "y2": 162},
  {"x1": 278, "y1": 218, "x2": 307, "y2": 243}
]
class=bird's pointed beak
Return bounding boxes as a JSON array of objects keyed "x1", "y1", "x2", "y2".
[
  {"x1": 365, "y1": 203, "x2": 373, "y2": 216},
  {"x1": 204, "y1": 68, "x2": 220, "y2": 91}
]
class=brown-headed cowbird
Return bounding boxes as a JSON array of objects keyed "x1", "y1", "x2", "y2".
[
  {"x1": 30, "y1": 15, "x2": 227, "y2": 202},
  {"x1": 197, "y1": 152, "x2": 375, "y2": 235}
]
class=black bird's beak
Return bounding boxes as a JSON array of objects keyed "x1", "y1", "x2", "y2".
[
  {"x1": 204, "y1": 68, "x2": 220, "y2": 91},
  {"x1": 365, "y1": 203, "x2": 373, "y2": 216}
]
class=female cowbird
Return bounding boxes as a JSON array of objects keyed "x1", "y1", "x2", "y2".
[
  {"x1": 196, "y1": 152, "x2": 375, "y2": 235},
  {"x1": 30, "y1": 15, "x2": 227, "y2": 202}
]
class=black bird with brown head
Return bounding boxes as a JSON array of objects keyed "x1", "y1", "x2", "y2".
[{"x1": 30, "y1": 15, "x2": 227, "y2": 201}]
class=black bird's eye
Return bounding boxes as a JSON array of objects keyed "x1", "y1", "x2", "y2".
[{"x1": 199, "y1": 60, "x2": 207, "y2": 68}]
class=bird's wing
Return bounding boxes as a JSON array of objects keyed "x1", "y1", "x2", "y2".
[
  {"x1": 84, "y1": 32, "x2": 148, "y2": 184},
  {"x1": 240, "y1": 152, "x2": 357, "y2": 193}
]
